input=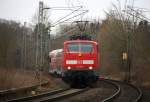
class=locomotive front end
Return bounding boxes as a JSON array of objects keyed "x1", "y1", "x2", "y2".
[{"x1": 62, "y1": 40, "x2": 99, "y2": 87}]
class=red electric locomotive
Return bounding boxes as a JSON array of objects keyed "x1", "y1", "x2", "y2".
[
  {"x1": 61, "y1": 35, "x2": 99, "y2": 87},
  {"x1": 49, "y1": 34, "x2": 99, "y2": 87}
]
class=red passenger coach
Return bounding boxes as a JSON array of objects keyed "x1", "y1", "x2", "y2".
[
  {"x1": 49, "y1": 49, "x2": 63, "y2": 75},
  {"x1": 62, "y1": 38, "x2": 99, "y2": 87}
]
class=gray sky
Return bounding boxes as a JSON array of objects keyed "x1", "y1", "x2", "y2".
[{"x1": 0, "y1": 0, "x2": 150, "y2": 25}]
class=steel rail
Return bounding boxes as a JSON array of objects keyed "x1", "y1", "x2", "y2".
[
  {"x1": 37, "y1": 88, "x2": 88, "y2": 102},
  {"x1": 101, "y1": 79, "x2": 142, "y2": 102},
  {"x1": 4, "y1": 79, "x2": 142, "y2": 102},
  {"x1": 7, "y1": 88, "x2": 69, "y2": 102},
  {"x1": 0, "y1": 81, "x2": 48, "y2": 96},
  {"x1": 123, "y1": 81, "x2": 142, "y2": 102},
  {"x1": 100, "y1": 79, "x2": 121, "y2": 102},
  {"x1": 6, "y1": 88, "x2": 88, "y2": 102}
]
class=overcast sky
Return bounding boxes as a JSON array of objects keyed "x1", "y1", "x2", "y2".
[{"x1": 0, "y1": 0, "x2": 150, "y2": 25}]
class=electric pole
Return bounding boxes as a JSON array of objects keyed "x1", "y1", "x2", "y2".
[{"x1": 36, "y1": 1, "x2": 44, "y2": 68}]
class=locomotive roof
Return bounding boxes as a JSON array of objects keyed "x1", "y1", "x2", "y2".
[{"x1": 64, "y1": 40, "x2": 97, "y2": 44}]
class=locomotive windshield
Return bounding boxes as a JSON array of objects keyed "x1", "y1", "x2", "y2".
[{"x1": 67, "y1": 43, "x2": 93, "y2": 53}]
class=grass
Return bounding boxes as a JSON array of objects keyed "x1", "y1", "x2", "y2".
[{"x1": 0, "y1": 68, "x2": 39, "y2": 90}]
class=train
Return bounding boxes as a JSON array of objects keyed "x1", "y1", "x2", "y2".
[
  {"x1": 49, "y1": 49, "x2": 63, "y2": 75},
  {"x1": 48, "y1": 34, "x2": 99, "y2": 87}
]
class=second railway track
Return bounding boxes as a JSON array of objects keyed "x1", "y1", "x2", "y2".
[
  {"x1": 101, "y1": 79, "x2": 142, "y2": 102},
  {"x1": 0, "y1": 81, "x2": 49, "y2": 102}
]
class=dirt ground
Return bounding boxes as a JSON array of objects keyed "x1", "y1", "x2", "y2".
[
  {"x1": 141, "y1": 87, "x2": 150, "y2": 102},
  {"x1": 0, "y1": 68, "x2": 58, "y2": 90}
]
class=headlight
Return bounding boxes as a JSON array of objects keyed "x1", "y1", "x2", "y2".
[
  {"x1": 67, "y1": 66, "x2": 71, "y2": 70},
  {"x1": 89, "y1": 66, "x2": 93, "y2": 70}
]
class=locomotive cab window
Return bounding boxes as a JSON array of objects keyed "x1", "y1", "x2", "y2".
[
  {"x1": 67, "y1": 43, "x2": 93, "y2": 53},
  {"x1": 81, "y1": 44, "x2": 93, "y2": 53},
  {"x1": 67, "y1": 44, "x2": 79, "y2": 53}
]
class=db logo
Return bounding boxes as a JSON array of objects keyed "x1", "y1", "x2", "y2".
[{"x1": 77, "y1": 60, "x2": 83, "y2": 64}]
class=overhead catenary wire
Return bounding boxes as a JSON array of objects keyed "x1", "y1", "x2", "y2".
[
  {"x1": 124, "y1": 7, "x2": 150, "y2": 22},
  {"x1": 46, "y1": 0, "x2": 89, "y2": 36},
  {"x1": 52, "y1": 6, "x2": 83, "y2": 26},
  {"x1": 45, "y1": 0, "x2": 89, "y2": 41},
  {"x1": 50, "y1": 6, "x2": 82, "y2": 10},
  {"x1": 52, "y1": 10, "x2": 88, "y2": 27}
]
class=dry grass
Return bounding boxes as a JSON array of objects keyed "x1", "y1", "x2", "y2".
[{"x1": 0, "y1": 68, "x2": 39, "y2": 90}]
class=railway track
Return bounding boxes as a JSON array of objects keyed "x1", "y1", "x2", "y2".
[
  {"x1": 101, "y1": 79, "x2": 142, "y2": 102},
  {"x1": 56, "y1": 79, "x2": 142, "y2": 102},
  {"x1": 6, "y1": 88, "x2": 88, "y2": 102},
  {"x1": 3, "y1": 79, "x2": 142, "y2": 102},
  {"x1": 100, "y1": 79, "x2": 121, "y2": 102},
  {"x1": 0, "y1": 81, "x2": 48, "y2": 102}
]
